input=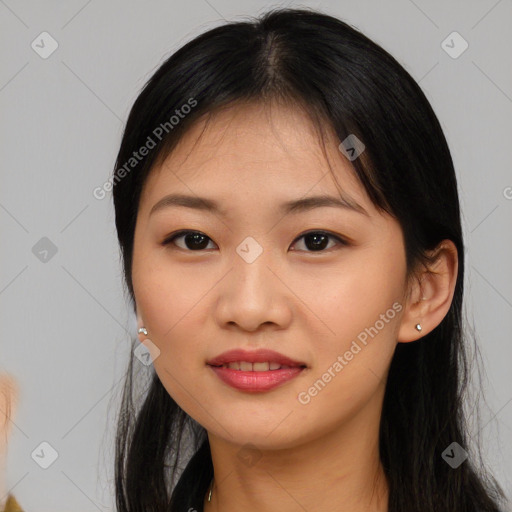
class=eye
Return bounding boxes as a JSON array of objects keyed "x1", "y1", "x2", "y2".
[
  {"x1": 290, "y1": 230, "x2": 348, "y2": 252},
  {"x1": 162, "y1": 230, "x2": 348, "y2": 253},
  {"x1": 162, "y1": 230, "x2": 217, "y2": 251}
]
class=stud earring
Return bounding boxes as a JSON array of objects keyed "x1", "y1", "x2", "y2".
[
  {"x1": 138, "y1": 327, "x2": 148, "y2": 336},
  {"x1": 415, "y1": 323, "x2": 422, "y2": 332}
]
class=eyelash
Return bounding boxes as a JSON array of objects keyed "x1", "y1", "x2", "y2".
[{"x1": 161, "y1": 230, "x2": 349, "y2": 253}]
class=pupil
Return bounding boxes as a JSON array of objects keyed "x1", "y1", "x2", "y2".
[
  {"x1": 305, "y1": 233, "x2": 328, "y2": 251},
  {"x1": 186, "y1": 233, "x2": 209, "y2": 250}
]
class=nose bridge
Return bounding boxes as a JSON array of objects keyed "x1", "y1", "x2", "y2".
[
  {"x1": 214, "y1": 235, "x2": 290, "y2": 330},
  {"x1": 232, "y1": 235, "x2": 277, "y2": 297}
]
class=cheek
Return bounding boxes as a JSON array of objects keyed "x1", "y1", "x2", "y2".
[
  {"x1": 134, "y1": 266, "x2": 204, "y2": 354},
  {"x1": 133, "y1": 245, "x2": 210, "y2": 334},
  {"x1": 132, "y1": 257, "x2": 215, "y2": 404},
  {"x1": 287, "y1": 266, "x2": 402, "y2": 440},
  {"x1": 302, "y1": 258, "x2": 403, "y2": 341},
  {"x1": 294, "y1": 242, "x2": 406, "y2": 386}
]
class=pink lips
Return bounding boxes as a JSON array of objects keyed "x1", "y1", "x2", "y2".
[{"x1": 206, "y1": 348, "x2": 307, "y2": 393}]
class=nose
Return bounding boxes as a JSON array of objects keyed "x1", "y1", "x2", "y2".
[{"x1": 213, "y1": 246, "x2": 293, "y2": 332}]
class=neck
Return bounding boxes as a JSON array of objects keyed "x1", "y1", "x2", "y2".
[{"x1": 203, "y1": 394, "x2": 389, "y2": 512}]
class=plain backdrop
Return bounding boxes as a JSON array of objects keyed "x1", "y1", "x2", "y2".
[{"x1": 1, "y1": 0, "x2": 511, "y2": 510}]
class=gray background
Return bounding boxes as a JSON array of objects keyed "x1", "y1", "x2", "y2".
[{"x1": 1, "y1": 0, "x2": 511, "y2": 510}]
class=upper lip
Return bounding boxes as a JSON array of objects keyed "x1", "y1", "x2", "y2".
[{"x1": 207, "y1": 349, "x2": 307, "y2": 368}]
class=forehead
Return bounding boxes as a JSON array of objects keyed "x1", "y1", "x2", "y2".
[{"x1": 139, "y1": 101, "x2": 372, "y2": 215}]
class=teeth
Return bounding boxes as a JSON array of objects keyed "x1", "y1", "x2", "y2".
[
  {"x1": 220, "y1": 361, "x2": 290, "y2": 371},
  {"x1": 253, "y1": 362, "x2": 270, "y2": 372}
]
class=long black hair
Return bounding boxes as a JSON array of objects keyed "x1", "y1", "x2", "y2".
[{"x1": 110, "y1": 7, "x2": 508, "y2": 511}]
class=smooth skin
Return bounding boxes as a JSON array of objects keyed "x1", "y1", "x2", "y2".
[{"x1": 131, "y1": 100, "x2": 458, "y2": 512}]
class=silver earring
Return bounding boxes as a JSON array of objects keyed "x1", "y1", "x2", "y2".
[
  {"x1": 207, "y1": 479, "x2": 213, "y2": 502},
  {"x1": 415, "y1": 323, "x2": 422, "y2": 332},
  {"x1": 138, "y1": 327, "x2": 148, "y2": 336}
]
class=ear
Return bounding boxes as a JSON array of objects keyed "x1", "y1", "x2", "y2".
[
  {"x1": 136, "y1": 308, "x2": 143, "y2": 327},
  {"x1": 135, "y1": 308, "x2": 146, "y2": 342},
  {"x1": 397, "y1": 239, "x2": 458, "y2": 343}
]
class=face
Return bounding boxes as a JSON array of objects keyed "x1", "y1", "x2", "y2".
[{"x1": 131, "y1": 101, "x2": 409, "y2": 450}]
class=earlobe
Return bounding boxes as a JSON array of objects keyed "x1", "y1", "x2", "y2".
[
  {"x1": 397, "y1": 240, "x2": 458, "y2": 343},
  {"x1": 135, "y1": 309, "x2": 148, "y2": 340},
  {"x1": 397, "y1": 294, "x2": 429, "y2": 343}
]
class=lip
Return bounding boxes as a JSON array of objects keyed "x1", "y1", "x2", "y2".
[
  {"x1": 206, "y1": 348, "x2": 306, "y2": 367},
  {"x1": 206, "y1": 349, "x2": 307, "y2": 393},
  {"x1": 209, "y1": 366, "x2": 304, "y2": 392}
]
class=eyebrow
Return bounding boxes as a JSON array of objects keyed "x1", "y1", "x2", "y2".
[{"x1": 149, "y1": 193, "x2": 369, "y2": 217}]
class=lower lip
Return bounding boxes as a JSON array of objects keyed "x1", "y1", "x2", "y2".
[{"x1": 208, "y1": 365, "x2": 304, "y2": 392}]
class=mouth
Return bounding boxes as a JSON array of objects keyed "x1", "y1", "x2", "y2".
[
  {"x1": 206, "y1": 349, "x2": 307, "y2": 392},
  {"x1": 206, "y1": 348, "x2": 306, "y2": 368},
  {"x1": 211, "y1": 361, "x2": 301, "y2": 371}
]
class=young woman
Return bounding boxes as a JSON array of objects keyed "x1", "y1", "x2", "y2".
[{"x1": 111, "y1": 8, "x2": 508, "y2": 512}]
